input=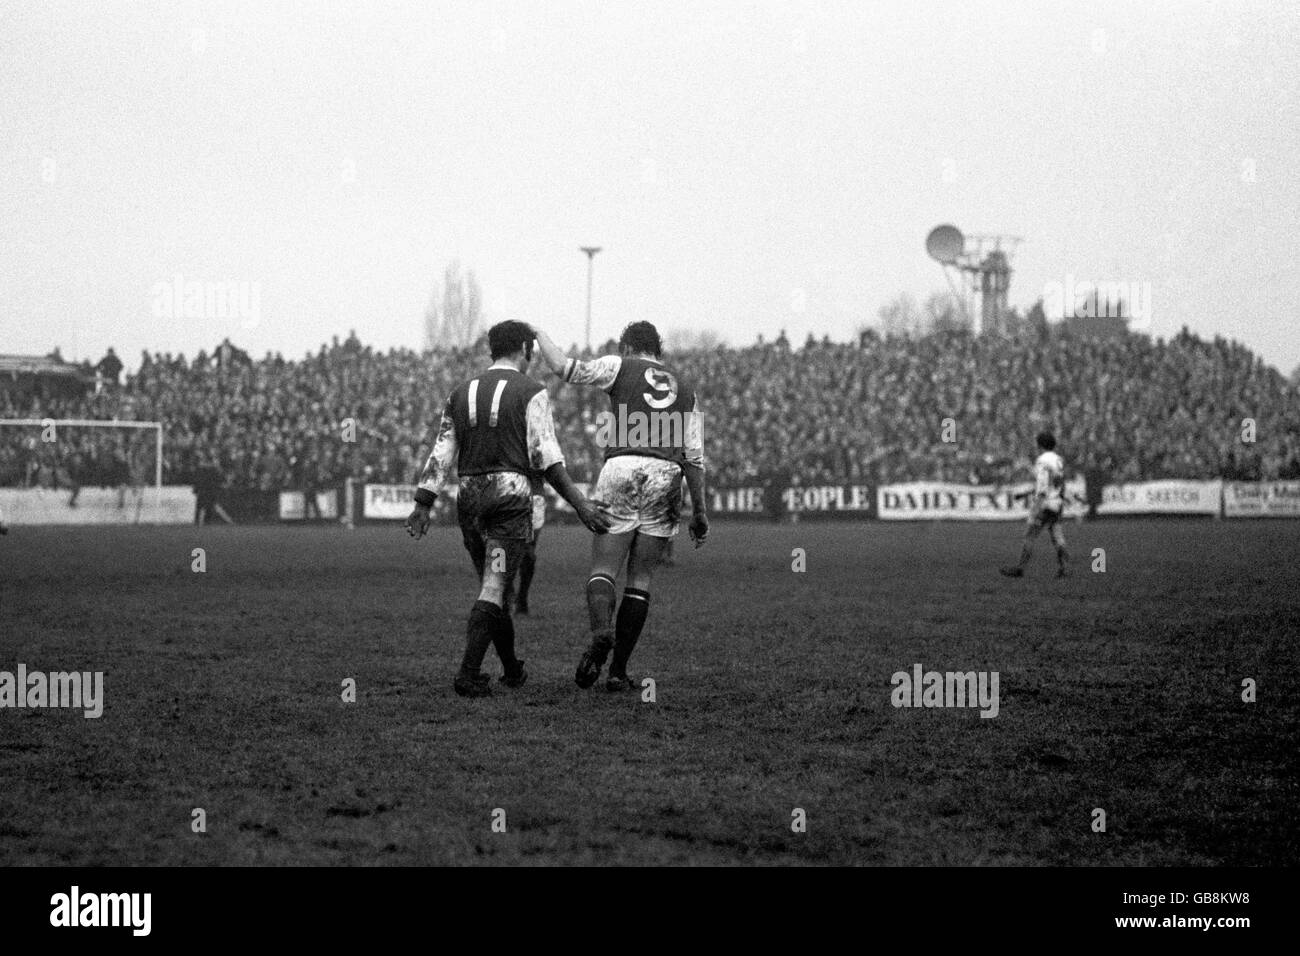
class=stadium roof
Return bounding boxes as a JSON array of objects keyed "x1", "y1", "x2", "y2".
[{"x1": 0, "y1": 354, "x2": 88, "y2": 378}]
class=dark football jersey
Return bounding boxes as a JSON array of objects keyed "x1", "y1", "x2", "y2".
[
  {"x1": 603, "y1": 356, "x2": 696, "y2": 465},
  {"x1": 447, "y1": 368, "x2": 545, "y2": 478}
]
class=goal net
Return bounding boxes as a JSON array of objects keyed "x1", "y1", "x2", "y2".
[{"x1": 0, "y1": 418, "x2": 165, "y2": 523}]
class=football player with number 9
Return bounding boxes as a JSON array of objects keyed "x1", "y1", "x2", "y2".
[{"x1": 533, "y1": 321, "x2": 709, "y2": 691}]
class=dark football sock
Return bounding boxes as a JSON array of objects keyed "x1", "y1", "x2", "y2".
[
  {"x1": 611, "y1": 588, "x2": 650, "y2": 676},
  {"x1": 586, "y1": 574, "x2": 617, "y2": 640},
  {"x1": 460, "y1": 600, "x2": 499, "y2": 676},
  {"x1": 491, "y1": 604, "x2": 518, "y2": 670}
]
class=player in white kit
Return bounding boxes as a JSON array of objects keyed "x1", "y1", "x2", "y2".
[{"x1": 1001, "y1": 431, "x2": 1070, "y2": 578}]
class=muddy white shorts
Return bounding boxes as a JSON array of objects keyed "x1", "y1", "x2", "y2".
[{"x1": 592, "y1": 455, "x2": 683, "y2": 538}]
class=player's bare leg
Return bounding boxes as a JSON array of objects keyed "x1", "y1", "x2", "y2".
[
  {"x1": 606, "y1": 531, "x2": 670, "y2": 691},
  {"x1": 575, "y1": 530, "x2": 635, "y2": 688}
]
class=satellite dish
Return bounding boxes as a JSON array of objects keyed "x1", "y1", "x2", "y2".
[{"x1": 925, "y1": 224, "x2": 965, "y2": 264}]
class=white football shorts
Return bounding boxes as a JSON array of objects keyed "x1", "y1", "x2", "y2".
[{"x1": 592, "y1": 455, "x2": 683, "y2": 538}]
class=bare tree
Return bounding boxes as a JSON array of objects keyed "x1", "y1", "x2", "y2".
[
  {"x1": 423, "y1": 261, "x2": 483, "y2": 351},
  {"x1": 877, "y1": 292, "x2": 924, "y2": 338},
  {"x1": 662, "y1": 327, "x2": 724, "y2": 353},
  {"x1": 924, "y1": 291, "x2": 966, "y2": 333},
  {"x1": 422, "y1": 300, "x2": 438, "y2": 353}
]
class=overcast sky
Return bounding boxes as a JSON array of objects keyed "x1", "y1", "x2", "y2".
[{"x1": 3, "y1": 0, "x2": 1298, "y2": 372}]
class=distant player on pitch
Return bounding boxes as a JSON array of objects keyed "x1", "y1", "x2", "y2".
[
  {"x1": 534, "y1": 321, "x2": 709, "y2": 691},
  {"x1": 1001, "y1": 431, "x2": 1069, "y2": 579},
  {"x1": 406, "y1": 321, "x2": 610, "y2": 697}
]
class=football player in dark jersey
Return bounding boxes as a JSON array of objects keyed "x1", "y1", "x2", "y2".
[
  {"x1": 406, "y1": 321, "x2": 610, "y2": 697},
  {"x1": 534, "y1": 321, "x2": 709, "y2": 691}
]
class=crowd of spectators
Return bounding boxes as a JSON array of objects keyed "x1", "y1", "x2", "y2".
[{"x1": 3, "y1": 326, "x2": 1298, "y2": 494}]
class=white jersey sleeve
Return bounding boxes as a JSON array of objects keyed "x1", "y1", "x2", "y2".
[
  {"x1": 416, "y1": 402, "x2": 458, "y2": 499},
  {"x1": 525, "y1": 388, "x2": 565, "y2": 473},
  {"x1": 684, "y1": 392, "x2": 705, "y2": 471},
  {"x1": 563, "y1": 355, "x2": 622, "y2": 390}
]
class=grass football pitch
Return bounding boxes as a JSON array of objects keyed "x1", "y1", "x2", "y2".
[{"x1": 1, "y1": 519, "x2": 1296, "y2": 865}]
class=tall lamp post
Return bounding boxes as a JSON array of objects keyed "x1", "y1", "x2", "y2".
[{"x1": 580, "y1": 246, "x2": 601, "y2": 352}]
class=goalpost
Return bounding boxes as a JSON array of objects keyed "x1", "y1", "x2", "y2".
[{"x1": 0, "y1": 418, "x2": 165, "y2": 516}]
